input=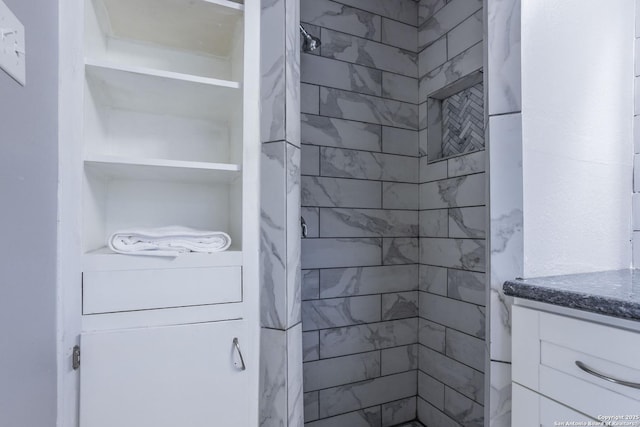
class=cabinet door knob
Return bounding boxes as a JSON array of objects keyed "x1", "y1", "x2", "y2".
[
  {"x1": 233, "y1": 337, "x2": 246, "y2": 371},
  {"x1": 575, "y1": 360, "x2": 640, "y2": 389}
]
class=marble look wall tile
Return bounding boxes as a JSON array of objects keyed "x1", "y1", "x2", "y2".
[
  {"x1": 260, "y1": 0, "x2": 285, "y2": 143},
  {"x1": 425, "y1": 97, "x2": 442, "y2": 158},
  {"x1": 489, "y1": 361, "x2": 512, "y2": 427},
  {"x1": 418, "y1": 370, "x2": 445, "y2": 410},
  {"x1": 382, "y1": 73, "x2": 419, "y2": 105},
  {"x1": 287, "y1": 323, "x2": 304, "y2": 426},
  {"x1": 419, "y1": 43, "x2": 483, "y2": 101},
  {"x1": 305, "y1": 392, "x2": 320, "y2": 423},
  {"x1": 302, "y1": 83, "x2": 320, "y2": 115},
  {"x1": 302, "y1": 54, "x2": 382, "y2": 96},
  {"x1": 302, "y1": 269, "x2": 320, "y2": 300},
  {"x1": 419, "y1": 345, "x2": 484, "y2": 404},
  {"x1": 321, "y1": 87, "x2": 418, "y2": 130},
  {"x1": 418, "y1": 0, "x2": 483, "y2": 50},
  {"x1": 303, "y1": 330, "x2": 320, "y2": 362},
  {"x1": 261, "y1": 143, "x2": 287, "y2": 329},
  {"x1": 445, "y1": 329, "x2": 485, "y2": 372},
  {"x1": 302, "y1": 238, "x2": 382, "y2": 269},
  {"x1": 285, "y1": 0, "x2": 300, "y2": 146},
  {"x1": 447, "y1": 10, "x2": 483, "y2": 59},
  {"x1": 449, "y1": 206, "x2": 486, "y2": 239},
  {"x1": 286, "y1": 144, "x2": 302, "y2": 327},
  {"x1": 444, "y1": 387, "x2": 484, "y2": 426},
  {"x1": 420, "y1": 238, "x2": 486, "y2": 272},
  {"x1": 381, "y1": 344, "x2": 418, "y2": 375},
  {"x1": 302, "y1": 114, "x2": 382, "y2": 152},
  {"x1": 382, "y1": 127, "x2": 419, "y2": 157},
  {"x1": 420, "y1": 292, "x2": 485, "y2": 339},
  {"x1": 320, "y1": 208, "x2": 419, "y2": 238},
  {"x1": 319, "y1": 371, "x2": 417, "y2": 418},
  {"x1": 333, "y1": 0, "x2": 418, "y2": 26},
  {"x1": 302, "y1": 144, "x2": 320, "y2": 176},
  {"x1": 382, "y1": 182, "x2": 419, "y2": 210},
  {"x1": 306, "y1": 406, "x2": 381, "y2": 427},
  {"x1": 322, "y1": 29, "x2": 417, "y2": 78},
  {"x1": 419, "y1": 317, "x2": 446, "y2": 352},
  {"x1": 301, "y1": 0, "x2": 381, "y2": 41},
  {"x1": 302, "y1": 207, "x2": 320, "y2": 238},
  {"x1": 381, "y1": 397, "x2": 417, "y2": 427},
  {"x1": 634, "y1": 193, "x2": 640, "y2": 230},
  {"x1": 419, "y1": 264, "x2": 447, "y2": 295},
  {"x1": 302, "y1": 295, "x2": 381, "y2": 331},
  {"x1": 381, "y1": 291, "x2": 419, "y2": 320},
  {"x1": 417, "y1": 397, "x2": 460, "y2": 427},
  {"x1": 383, "y1": 238, "x2": 419, "y2": 265},
  {"x1": 303, "y1": 351, "x2": 381, "y2": 392},
  {"x1": 419, "y1": 173, "x2": 486, "y2": 209},
  {"x1": 487, "y1": 0, "x2": 521, "y2": 115},
  {"x1": 320, "y1": 318, "x2": 418, "y2": 358},
  {"x1": 420, "y1": 209, "x2": 448, "y2": 237},
  {"x1": 419, "y1": 157, "x2": 447, "y2": 182},
  {"x1": 321, "y1": 147, "x2": 419, "y2": 182},
  {"x1": 488, "y1": 114, "x2": 522, "y2": 362},
  {"x1": 419, "y1": 0, "x2": 447, "y2": 26},
  {"x1": 381, "y1": 18, "x2": 418, "y2": 52},
  {"x1": 259, "y1": 328, "x2": 287, "y2": 427},
  {"x1": 448, "y1": 268, "x2": 485, "y2": 306},
  {"x1": 321, "y1": 264, "x2": 419, "y2": 298},
  {"x1": 302, "y1": 176, "x2": 382, "y2": 208},
  {"x1": 419, "y1": 37, "x2": 447, "y2": 77},
  {"x1": 419, "y1": 102, "x2": 428, "y2": 131},
  {"x1": 447, "y1": 150, "x2": 486, "y2": 177}
]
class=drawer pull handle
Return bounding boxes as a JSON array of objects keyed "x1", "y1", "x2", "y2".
[
  {"x1": 575, "y1": 361, "x2": 640, "y2": 389},
  {"x1": 233, "y1": 337, "x2": 246, "y2": 371}
]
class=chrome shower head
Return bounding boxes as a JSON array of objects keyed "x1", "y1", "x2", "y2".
[{"x1": 300, "y1": 24, "x2": 321, "y2": 52}]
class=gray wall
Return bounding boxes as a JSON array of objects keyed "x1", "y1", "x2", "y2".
[
  {"x1": 417, "y1": 1, "x2": 486, "y2": 426},
  {"x1": 0, "y1": 0, "x2": 59, "y2": 426},
  {"x1": 299, "y1": 0, "x2": 421, "y2": 425}
]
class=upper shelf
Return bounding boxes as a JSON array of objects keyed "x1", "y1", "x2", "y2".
[
  {"x1": 91, "y1": 0, "x2": 243, "y2": 57},
  {"x1": 85, "y1": 60, "x2": 241, "y2": 121},
  {"x1": 86, "y1": 0, "x2": 245, "y2": 80}
]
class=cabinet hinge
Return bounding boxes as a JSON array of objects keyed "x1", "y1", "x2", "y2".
[{"x1": 72, "y1": 345, "x2": 81, "y2": 370}]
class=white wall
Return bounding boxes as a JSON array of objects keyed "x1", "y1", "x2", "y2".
[
  {"x1": 521, "y1": 0, "x2": 634, "y2": 276},
  {"x1": 0, "y1": 0, "x2": 58, "y2": 425}
]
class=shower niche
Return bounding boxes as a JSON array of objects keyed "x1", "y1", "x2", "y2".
[{"x1": 426, "y1": 72, "x2": 485, "y2": 163}]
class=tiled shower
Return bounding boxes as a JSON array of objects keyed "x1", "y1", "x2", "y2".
[{"x1": 299, "y1": 0, "x2": 486, "y2": 425}]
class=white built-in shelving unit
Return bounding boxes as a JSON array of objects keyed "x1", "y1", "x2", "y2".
[{"x1": 58, "y1": 0, "x2": 260, "y2": 425}]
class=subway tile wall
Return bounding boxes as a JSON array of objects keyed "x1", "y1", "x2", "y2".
[
  {"x1": 300, "y1": 0, "x2": 421, "y2": 425},
  {"x1": 417, "y1": 0, "x2": 486, "y2": 426}
]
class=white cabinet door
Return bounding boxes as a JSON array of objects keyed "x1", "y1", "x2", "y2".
[
  {"x1": 513, "y1": 383, "x2": 595, "y2": 427},
  {"x1": 80, "y1": 320, "x2": 249, "y2": 427}
]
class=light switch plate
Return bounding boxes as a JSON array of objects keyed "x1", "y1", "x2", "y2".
[{"x1": 0, "y1": 1, "x2": 25, "y2": 86}]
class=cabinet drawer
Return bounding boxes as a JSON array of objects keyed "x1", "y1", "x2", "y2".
[
  {"x1": 513, "y1": 306, "x2": 640, "y2": 418},
  {"x1": 512, "y1": 383, "x2": 595, "y2": 427},
  {"x1": 83, "y1": 266, "x2": 242, "y2": 314}
]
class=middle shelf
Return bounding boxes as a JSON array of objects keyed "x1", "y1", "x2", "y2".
[{"x1": 84, "y1": 155, "x2": 241, "y2": 184}]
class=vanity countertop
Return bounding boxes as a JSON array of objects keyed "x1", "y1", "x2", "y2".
[{"x1": 503, "y1": 269, "x2": 640, "y2": 321}]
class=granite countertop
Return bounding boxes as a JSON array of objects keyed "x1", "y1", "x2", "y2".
[{"x1": 503, "y1": 269, "x2": 640, "y2": 321}]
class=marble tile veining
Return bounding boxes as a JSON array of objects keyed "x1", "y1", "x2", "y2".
[
  {"x1": 301, "y1": 114, "x2": 382, "y2": 152},
  {"x1": 301, "y1": 0, "x2": 381, "y2": 41},
  {"x1": 321, "y1": 87, "x2": 418, "y2": 130}
]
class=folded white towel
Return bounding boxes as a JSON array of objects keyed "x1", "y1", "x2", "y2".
[{"x1": 108, "y1": 226, "x2": 232, "y2": 257}]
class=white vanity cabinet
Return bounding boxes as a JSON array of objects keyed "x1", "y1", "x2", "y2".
[
  {"x1": 512, "y1": 303, "x2": 640, "y2": 426},
  {"x1": 58, "y1": 0, "x2": 261, "y2": 425}
]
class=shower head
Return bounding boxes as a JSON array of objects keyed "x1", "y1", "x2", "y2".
[{"x1": 300, "y1": 24, "x2": 321, "y2": 53}]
